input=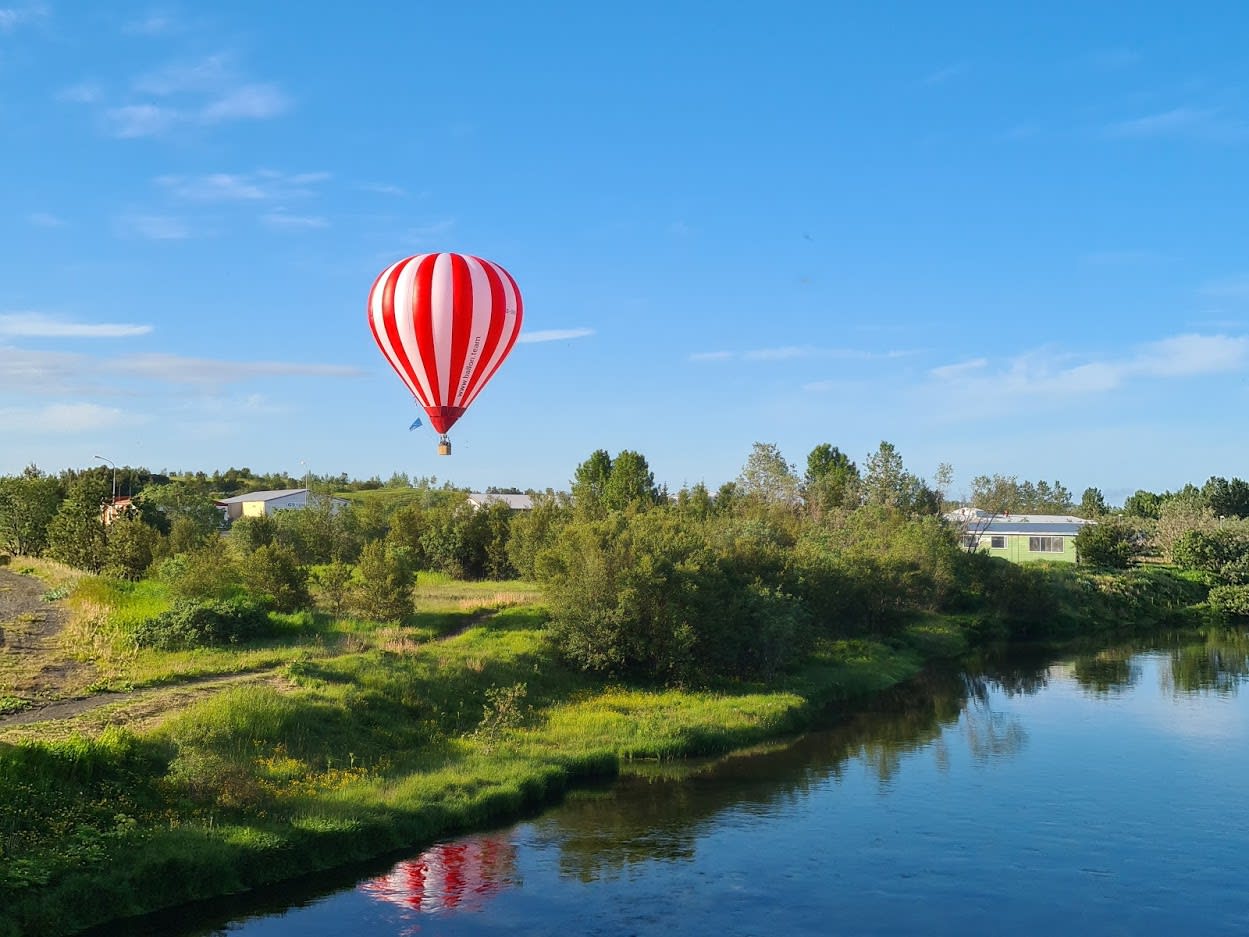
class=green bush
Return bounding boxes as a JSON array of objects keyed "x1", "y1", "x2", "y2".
[
  {"x1": 1074, "y1": 518, "x2": 1144, "y2": 569},
  {"x1": 1209, "y1": 584, "x2": 1249, "y2": 618},
  {"x1": 132, "y1": 597, "x2": 271, "y2": 650}
]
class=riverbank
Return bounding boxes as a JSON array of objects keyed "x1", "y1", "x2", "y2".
[{"x1": 0, "y1": 563, "x2": 1209, "y2": 936}]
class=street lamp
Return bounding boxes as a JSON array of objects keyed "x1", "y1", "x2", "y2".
[{"x1": 93, "y1": 454, "x2": 117, "y2": 503}]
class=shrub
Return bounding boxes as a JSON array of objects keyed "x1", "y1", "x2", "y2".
[
  {"x1": 132, "y1": 597, "x2": 271, "y2": 650},
  {"x1": 1074, "y1": 518, "x2": 1144, "y2": 569},
  {"x1": 1209, "y1": 585, "x2": 1249, "y2": 619}
]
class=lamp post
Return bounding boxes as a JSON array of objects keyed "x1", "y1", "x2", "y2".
[{"x1": 93, "y1": 454, "x2": 117, "y2": 503}]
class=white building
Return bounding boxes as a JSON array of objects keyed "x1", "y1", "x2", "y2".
[
  {"x1": 214, "y1": 488, "x2": 349, "y2": 523},
  {"x1": 466, "y1": 492, "x2": 533, "y2": 511}
]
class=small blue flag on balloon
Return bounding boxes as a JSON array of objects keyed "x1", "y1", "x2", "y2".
[{"x1": 409, "y1": 418, "x2": 422, "y2": 431}]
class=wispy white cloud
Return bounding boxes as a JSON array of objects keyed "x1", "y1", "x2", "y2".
[
  {"x1": 106, "y1": 103, "x2": 179, "y2": 138},
  {"x1": 518, "y1": 328, "x2": 595, "y2": 344},
  {"x1": 930, "y1": 358, "x2": 988, "y2": 380},
  {"x1": 0, "y1": 312, "x2": 152, "y2": 339},
  {"x1": 691, "y1": 346, "x2": 916, "y2": 362},
  {"x1": 107, "y1": 353, "x2": 363, "y2": 384},
  {"x1": 27, "y1": 212, "x2": 65, "y2": 228},
  {"x1": 158, "y1": 170, "x2": 329, "y2": 201},
  {"x1": 115, "y1": 213, "x2": 192, "y2": 240},
  {"x1": 929, "y1": 333, "x2": 1249, "y2": 400},
  {"x1": 0, "y1": 403, "x2": 127, "y2": 434},
  {"x1": 261, "y1": 210, "x2": 329, "y2": 231},
  {"x1": 1106, "y1": 107, "x2": 1249, "y2": 143},
  {"x1": 357, "y1": 182, "x2": 407, "y2": 197},
  {"x1": 0, "y1": 4, "x2": 46, "y2": 32},
  {"x1": 56, "y1": 81, "x2": 103, "y2": 104},
  {"x1": 86, "y1": 53, "x2": 291, "y2": 138},
  {"x1": 200, "y1": 84, "x2": 290, "y2": 122}
]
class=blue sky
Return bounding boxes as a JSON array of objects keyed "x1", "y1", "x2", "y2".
[{"x1": 3, "y1": 3, "x2": 1247, "y2": 503}]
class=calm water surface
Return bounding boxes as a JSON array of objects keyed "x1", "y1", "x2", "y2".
[{"x1": 169, "y1": 636, "x2": 1249, "y2": 936}]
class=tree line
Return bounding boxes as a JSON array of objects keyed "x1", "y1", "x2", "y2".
[{"x1": 2, "y1": 446, "x2": 1245, "y2": 683}]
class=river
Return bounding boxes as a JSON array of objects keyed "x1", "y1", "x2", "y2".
[{"x1": 153, "y1": 634, "x2": 1249, "y2": 936}]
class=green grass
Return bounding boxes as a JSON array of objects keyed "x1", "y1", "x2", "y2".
[{"x1": 0, "y1": 573, "x2": 964, "y2": 937}]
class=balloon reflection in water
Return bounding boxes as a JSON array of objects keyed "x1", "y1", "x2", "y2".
[{"x1": 358, "y1": 835, "x2": 518, "y2": 914}]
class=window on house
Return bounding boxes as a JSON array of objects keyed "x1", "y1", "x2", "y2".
[
  {"x1": 990, "y1": 536, "x2": 1005, "y2": 549},
  {"x1": 1028, "y1": 536, "x2": 1063, "y2": 552},
  {"x1": 962, "y1": 535, "x2": 980, "y2": 549}
]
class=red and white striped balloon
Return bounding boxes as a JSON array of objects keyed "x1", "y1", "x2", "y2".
[{"x1": 367, "y1": 253, "x2": 523, "y2": 437}]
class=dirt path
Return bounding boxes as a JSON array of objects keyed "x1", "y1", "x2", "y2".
[
  {"x1": 0, "y1": 567, "x2": 285, "y2": 736},
  {"x1": 0, "y1": 566, "x2": 97, "y2": 709}
]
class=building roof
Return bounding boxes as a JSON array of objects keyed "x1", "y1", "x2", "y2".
[
  {"x1": 468, "y1": 492, "x2": 533, "y2": 510},
  {"x1": 215, "y1": 488, "x2": 308, "y2": 505},
  {"x1": 949, "y1": 508, "x2": 1094, "y2": 537}
]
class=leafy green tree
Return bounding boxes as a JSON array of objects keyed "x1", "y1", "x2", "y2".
[
  {"x1": 228, "y1": 515, "x2": 277, "y2": 554},
  {"x1": 969, "y1": 475, "x2": 1073, "y2": 514},
  {"x1": 158, "y1": 537, "x2": 239, "y2": 600},
  {"x1": 1122, "y1": 489, "x2": 1163, "y2": 520},
  {"x1": 571, "y1": 449, "x2": 613, "y2": 517},
  {"x1": 506, "y1": 491, "x2": 571, "y2": 579},
  {"x1": 861, "y1": 442, "x2": 938, "y2": 515},
  {"x1": 140, "y1": 479, "x2": 221, "y2": 539},
  {"x1": 1074, "y1": 518, "x2": 1142, "y2": 569},
  {"x1": 1079, "y1": 487, "x2": 1109, "y2": 518},
  {"x1": 803, "y1": 444, "x2": 859, "y2": 517},
  {"x1": 0, "y1": 466, "x2": 62, "y2": 556},
  {"x1": 45, "y1": 477, "x2": 108, "y2": 571},
  {"x1": 1203, "y1": 476, "x2": 1249, "y2": 519},
  {"x1": 1154, "y1": 489, "x2": 1217, "y2": 561},
  {"x1": 241, "y1": 543, "x2": 311, "y2": 612},
  {"x1": 352, "y1": 539, "x2": 413, "y2": 621},
  {"x1": 737, "y1": 442, "x2": 800, "y2": 507},
  {"x1": 602, "y1": 450, "x2": 661, "y2": 511},
  {"x1": 103, "y1": 514, "x2": 160, "y2": 580},
  {"x1": 313, "y1": 560, "x2": 354, "y2": 618}
]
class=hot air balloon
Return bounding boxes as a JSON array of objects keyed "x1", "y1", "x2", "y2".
[{"x1": 367, "y1": 253, "x2": 523, "y2": 455}]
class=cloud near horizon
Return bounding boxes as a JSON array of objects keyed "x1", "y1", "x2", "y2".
[{"x1": 929, "y1": 333, "x2": 1249, "y2": 399}]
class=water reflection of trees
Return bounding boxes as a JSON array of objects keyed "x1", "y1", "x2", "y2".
[
  {"x1": 547, "y1": 658, "x2": 1044, "y2": 884},
  {"x1": 1165, "y1": 630, "x2": 1249, "y2": 695},
  {"x1": 1072, "y1": 648, "x2": 1141, "y2": 696}
]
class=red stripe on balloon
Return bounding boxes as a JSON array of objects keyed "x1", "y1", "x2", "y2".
[{"x1": 411, "y1": 254, "x2": 442, "y2": 407}]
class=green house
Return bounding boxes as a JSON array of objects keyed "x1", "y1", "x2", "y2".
[{"x1": 948, "y1": 509, "x2": 1093, "y2": 564}]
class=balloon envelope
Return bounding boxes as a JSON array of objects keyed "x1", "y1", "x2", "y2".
[{"x1": 367, "y1": 253, "x2": 523, "y2": 435}]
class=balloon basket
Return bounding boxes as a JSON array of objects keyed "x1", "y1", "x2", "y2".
[{"x1": 437, "y1": 436, "x2": 452, "y2": 456}]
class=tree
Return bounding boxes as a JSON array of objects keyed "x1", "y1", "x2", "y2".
[
  {"x1": 861, "y1": 442, "x2": 937, "y2": 515},
  {"x1": 103, "y1": 514, "x2": 160, "y2": 580},
  {"x1": 1154, "y1": 489, "x2": 1217, "y2": 561},
  {"x1": 1079, "y1": 487, "x2": 1109, "y2": 518},
  {"x1": 45, "y1": 477, "x2": 108, "y2": 571},
  {"x1": 969, "y1": 475, "x2": 1074, "y2": 514},
  {"x1": 571, "y1": 449, "x2": 613, "y2": 516},
  {"x1": 241, "y1": 543, "x2": 311, "y2": 612},
  {"x1": 602, "y1": 450, "x2": 660, "y2": 511},
  {"x1": 140, "y1": 479, "x2": 221, "y2": 539},
  {"x1": 803, "y1": 444, "x2": 859, "y2": 517},
  {"x1": 1122, "y1": 490, "x2": 1163, "y2": 520},
  {"x1": 506, "y1": 491, "x2": 570, "y2": 579},
  {"x1": 313, "y1": 561, "x2": 353, "y2": 618},
  {"x1": 1203, "y1": 476, "x2": 1249, "y2": 519},
  {"x1": 737, "y1": 442, "x2": 800, "y2": 506},
  {"x1": 352, "y1": 539, "x2": 413, "y2": 621},
  {"x1": 0, "y1": 466, "x2": 61, "y2": 556},
  {"x1": 1074, "y1": 518, "x2": 1142, "y2": 569}
]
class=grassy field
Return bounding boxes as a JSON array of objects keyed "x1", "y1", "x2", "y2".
[{"x1": 0, "y1": 569, "x2": 947, "y2": 937}]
